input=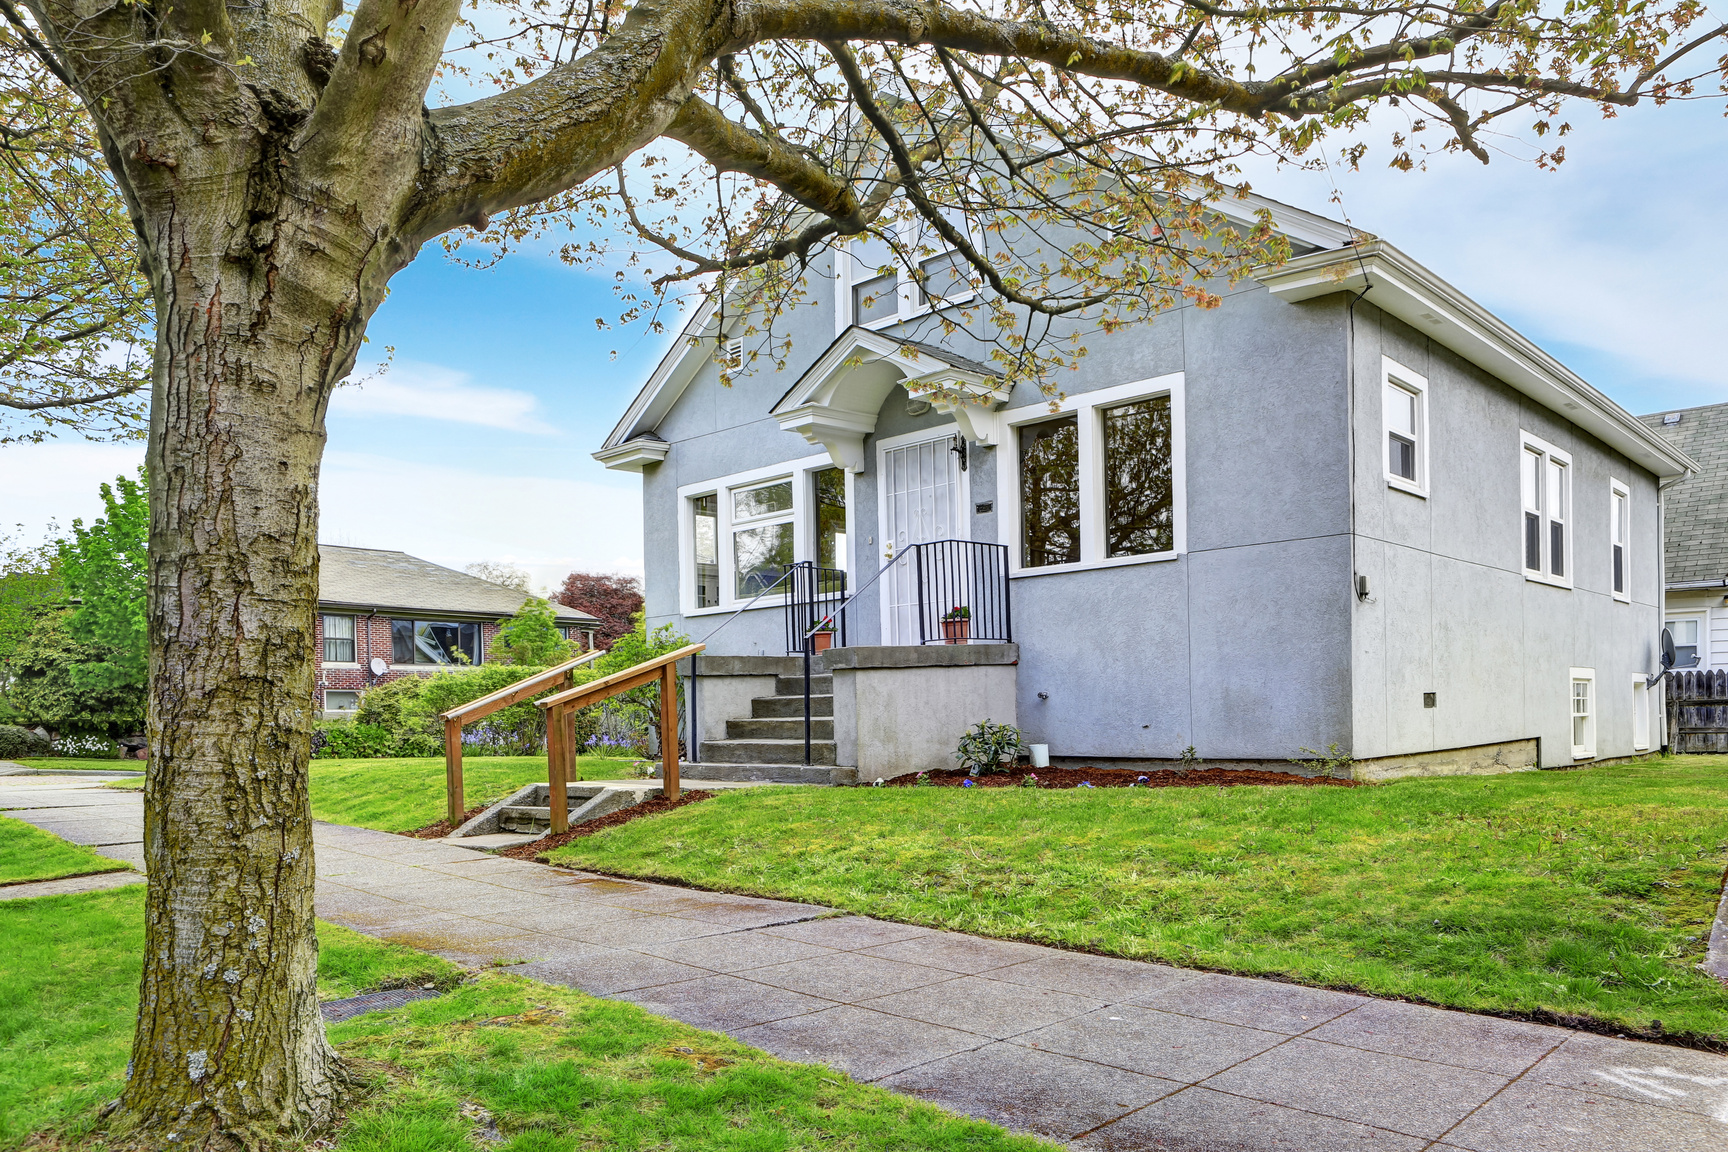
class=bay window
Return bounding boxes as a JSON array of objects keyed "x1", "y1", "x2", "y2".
[
  {"x1": 1001, "y1": 374, "x2": 1185, "y2": 574},
  {"x1": 1520, "y1": 432, "x2": 1571, "y2": 586},
  {"x1": 679, "y1": 454, "x2": 851, "y2": 612}
]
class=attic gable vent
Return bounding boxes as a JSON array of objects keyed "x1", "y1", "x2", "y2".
[{"x1": 723, "y1": 338, "x2": 743, "y2": 368}]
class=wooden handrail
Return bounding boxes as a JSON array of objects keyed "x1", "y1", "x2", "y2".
[
  {"x1": 440, "y1": 648, "x2": 604, "y2": 723},
  {"x1": 438, "y1": 648, "x2": 603, "y2": 826},
  {"x1": 536, "y1": 642, "x2": 704, "y2": 831},
  {"x1": 533, "y1": 644, "x2": 704, "y2": 712}
]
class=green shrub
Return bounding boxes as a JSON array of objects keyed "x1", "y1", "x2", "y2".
[
  {"x1": 954, "y1": 719, "x2": 1024, "y2": 775},
  {"x1": 0, "y1": 724, "x2": 54, "y2": 759},
  {"x1": 312, "y1": 721, "x2": 396, "y2": 759}
]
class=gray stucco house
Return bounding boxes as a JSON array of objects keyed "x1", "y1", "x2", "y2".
[{"x1": 597, "y1": 197, "x2": 1694, "y2": 781}]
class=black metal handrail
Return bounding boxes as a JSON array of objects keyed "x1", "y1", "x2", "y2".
[
  {"x1": 912, "y1": 540, "x2": 1012, "y2": 645},
  {"x1": 784, "y1": 562, "x2": 849, "y2": 656}
]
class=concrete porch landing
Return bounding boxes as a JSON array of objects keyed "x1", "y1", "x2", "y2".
[{"x1": 4, "y1": 774, "x2": 1727, "y2": 1150}]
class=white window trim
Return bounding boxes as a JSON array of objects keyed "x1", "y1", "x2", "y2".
[
  {"x1": 1630, "y1": 673, "x2": 1651, "y2": 752},
  {"x1": 322, "y1": 689, "x2": 362, "y2": 717},
  {"x1": 320, "y1": 613, "x2": 358, "y2": 667},
  {"x1": 1609, "y1": 478, "x2": 1630, "y2": 603},
  {"x1": 1520, "y1": 430, "x2": 1573, "y2": 590},
  {"x1": 996, "y1": 373, "x2": 1186, "y2": 579},
  {"x1": 834, "y1": 220, "x2": 980, "y2": 334},
  {"x1": 676, "y1": 453, "x2": 844, "y2": 615},
  {"x1": 1569, "y1": 667, "x2": 1596, "y2": 760},
  {"x1": 1382, "y1": 357, "x2": 1429, "y2": 498},
  {"x1": 1664, "y1": 611, "x2": 1707, "y2": 671}
]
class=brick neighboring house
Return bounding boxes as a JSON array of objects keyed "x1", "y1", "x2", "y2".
[
  {"x1": 314, "y1": 545, "x2": 600, "y2": 717},
  {"x1": 1642, "y1": 401, "x2": 1728, "y2": 673}
]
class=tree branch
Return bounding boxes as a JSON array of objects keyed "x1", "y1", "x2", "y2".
[{"x1": 664, "y1": 94, "x2": 862, "y2": 225}]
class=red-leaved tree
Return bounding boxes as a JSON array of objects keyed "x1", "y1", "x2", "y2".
[{"x1": 556, "y1": 573, "x2": 644, "y2": 649}]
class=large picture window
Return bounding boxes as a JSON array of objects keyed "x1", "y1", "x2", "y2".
[
  {"x1": 1103, "y1": 396, "x2": 1173, "y2": 558},
  {"x1": 1020, "y1": 416, "x2": 1080, "y2": 568},
  {"x1": 391, "y1": 619, "x2": 481, "y2": 665},
  {"x1": 1000, "y1": 375, "x2": 1185, "y2": 575},
  {"x1": 1520, "y1": 432, "x2": 1571, "y2": 587},
  {"x1": 321, "y1": 614, "x2": 355, "y2": 663}
]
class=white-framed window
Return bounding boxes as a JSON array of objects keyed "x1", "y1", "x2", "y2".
[
  {"x1": 1631, "y1": 674, "x2": 1651, "y2": 752},
  {"x1": 835, "y1": 214, "x2": 977, "y2": 333},
  {"x1": 1570, "y1": 668, "x2": 1595, "y2": 759},
  {"x1": 321, "y1": 614, "x2": 356, "y2": 663},
  {"x1": 1520, "y1": 431, "x2": 1572, "y2": 588},
  {"x1": 323, "y1": 690, "x2": 360, "y2": 716},
  {"x1": 997, "y1": 374, "x2": 1186, "y2": 577},
  {"x1": 677, "y1": 454, "x2": 852, "y2": 614},
  {"x1": 1665, "y1": 614, "x2": 1704, "y2": 669},
  {"x1": 1609, "y1": 479, "x2": 1629, "y2": 602},
  {"x1": 1382, "y1": 358, "x2": 1428, "y2": 497}
]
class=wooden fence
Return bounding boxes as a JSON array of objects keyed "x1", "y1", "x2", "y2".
[{"x1": 1668, "y1": 669, "x2": 1728, "y2": 754}]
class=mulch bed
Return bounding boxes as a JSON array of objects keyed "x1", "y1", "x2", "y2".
[
  {"x1": 882, "y1": 766, "x2": 1362, "y2": 789},
  {"x1": 400, "y1": 804, "x2": 490, "y2": 839},
  {"x1": 499, "y1": 790, "x2": 717, "y2": 860}
]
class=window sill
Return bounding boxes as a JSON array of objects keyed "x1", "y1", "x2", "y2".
[
  {"x1": 1611, "y1": 592, "x2": 1630, "y2": 604},
  {"x1": 685, "y1": 596, "x2": 789, "y2": 617},
  {"x1": 1524, "y1": 571, "x2": 1573, "y2": 590},
  {"x1": 1010, "y1": 550, "x2": 1180, "y2": 579},
  {"x1": 322, "y1": 662, "x2": 360, "y2": 669},
  {"x1": 1385, "y1": 477, "x2": 1428, "y2": 499}
]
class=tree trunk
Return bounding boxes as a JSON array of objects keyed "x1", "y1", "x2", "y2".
[{"x1": 115, "y1": 108, "x2": 395, "y2": 1148}]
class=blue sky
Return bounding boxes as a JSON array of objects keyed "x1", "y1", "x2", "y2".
[{"x1": 2, "y1": 92, "x2": 1722, "y2": 590}]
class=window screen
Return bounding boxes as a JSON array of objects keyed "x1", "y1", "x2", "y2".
[{"x1": 1386, "y1": 382, "x2": 1418, "y2": 481}]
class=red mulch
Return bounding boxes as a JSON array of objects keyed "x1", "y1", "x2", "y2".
[
  {"x1": 499, "y1": 790, "x2": 717, "y2": 859},
  {"x1": 883, "y1": 766, "x2": 1362, "y2": 789},
  {"x1": 400, "y1": 804, "x2": 490, "y2": 839}
]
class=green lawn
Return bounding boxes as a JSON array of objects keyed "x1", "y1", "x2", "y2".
[
  {"x1": 549, "y1": 755, "x2": 1728, "y2": 1042},
  {"x1": 12, "y1": 758, "x2": 137, "y2": 773},
  {"x1": 0, "y1": 814, "x2": 130, "y2": 885},
  {"x1": 0, "y1": 886, "x2": 461, "y2": 1147},
  {"x1": 3, "y1": 888, "x2": 1044, "y2": 1152},
  {"x1": 100, "y1": 755, "x2": 644, "y2": 831}
]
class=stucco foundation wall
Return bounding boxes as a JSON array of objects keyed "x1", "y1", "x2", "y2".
[
  {"x1": 1351, "y1": 738, "x2": 1539, "y2": 782},
  {"x1": 827, "y1": 645, "x2": 1018, "y2": 780},
  {"x1": 1346, "y1": 304, "x2": 1666, "y2": 769}
]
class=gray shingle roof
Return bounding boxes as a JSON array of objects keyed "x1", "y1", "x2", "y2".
[
  {"x1": 317, "y1": 546, "x2": 598, "y2": 625},
  {"x1": 1639, "y1": 402, "x2": 1728, "y2": 589}
]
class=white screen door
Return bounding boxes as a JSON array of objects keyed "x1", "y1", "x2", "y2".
[{"x1": 881, "y1": 434, "x2": 964, "y2": 645}]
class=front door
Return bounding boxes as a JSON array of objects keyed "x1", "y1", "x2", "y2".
[{"x1": 880, "y1": 432, "x2": 965, "y2": 645}]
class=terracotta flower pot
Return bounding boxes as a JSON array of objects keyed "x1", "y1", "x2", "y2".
[
  {"x1": 812, "y1": 631, "x2": 835, "y2": 652},
  {"x1": 941, "y1": 618, "x2": 971, "y2": 644}
]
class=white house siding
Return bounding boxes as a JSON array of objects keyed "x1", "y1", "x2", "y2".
[{"x1": 1347, "y1": 303, "x2": 1665, "y2": 767}]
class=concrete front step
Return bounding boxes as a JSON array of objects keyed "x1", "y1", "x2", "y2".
[
  {"x1": 752, "y1": 694, "x2": 834, "y2": 719},
  {"x1": 670, "y1": 762, "x2": 859, "y2": 786},
  {"x1": 727, "y1": 716, "x2": 835, "y2": 740},
  {"x1": 775, "y1": 674, "x2": 833, "y2": 696},
  {"x1": 454, "y1": 782, "x2": 660, "y2": 839},
  {"x1": 700, "y1": 737, "x2": 838, "y2": 765}
]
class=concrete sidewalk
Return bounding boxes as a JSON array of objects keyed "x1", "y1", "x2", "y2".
[{"x1": 5, "y1": 774, "x2": 1727, "y2": 1151}]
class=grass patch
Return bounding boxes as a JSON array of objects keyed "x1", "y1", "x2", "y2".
[
  {"x1": 99, "y1": 756, "x2": 644, "y2": 827},
  {"x1": 0, "y1": 814, "x2": 129, "y2": 885},
  {"x1": 331, "y1": 972, "x2": 1047, "y2": 1152},
  {"x1": 12, "y1": 759, "x2": 137, "y2": 773},
  {"x1": 0, "y1": 887, "x2": 462, "y2": 1148},
  {"x1": 3, "y1": 883, "x2": 1046, "y2": 1152},
  {"x1": 548, "y1": 756, "x2": 1728, "y2": 1042}
]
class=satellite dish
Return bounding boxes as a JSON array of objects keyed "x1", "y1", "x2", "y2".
[
  {"x1": 1660, "y1": 628, "x2": 1676, "y2": 671},
  {"x1": 369, "y1": 657, "x2": 389, "y2": 676}
]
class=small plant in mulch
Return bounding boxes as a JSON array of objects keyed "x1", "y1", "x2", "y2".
[
  {"x1": 954, "y1": 719, "x2": 1024, "y2": 776},
  {"x1": 912, "y1": 771, "x2": 934, "y2": 787},
  {"x1": 1020, "y1": 773, "x2": 1040, "y2": 788},
  {"x1": 1290, "y1": 743, "x2": 1355, "y2": 778}
]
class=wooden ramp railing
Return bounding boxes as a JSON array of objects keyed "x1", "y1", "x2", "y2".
[
  {"x1": 534, "y1": 643, "x2": 704, "y2": 833},
  {"x1": 437, "y1": 649, "x2": 604, "y2": 825}
]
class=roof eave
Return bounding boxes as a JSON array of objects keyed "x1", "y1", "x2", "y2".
[
  {"x1": 1256, "y1": 242, "x2": 1699, "y2": 480},
  {"x1": 598, "y1": 297, "x2": 721, "y2": 452}
]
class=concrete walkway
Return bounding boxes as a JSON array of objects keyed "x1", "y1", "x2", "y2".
[{"x1": 5, "y1": 774, "x2": 1727, "y2": 1151}]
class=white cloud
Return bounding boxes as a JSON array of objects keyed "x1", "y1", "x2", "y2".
[
  {"x1": 318, "y1": 452, "x2": 642, "y2": 587},
  {"x1": 330, "y1": 361, "x2": 555, "y2": 434}
]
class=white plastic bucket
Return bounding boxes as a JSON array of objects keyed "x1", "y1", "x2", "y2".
[{"x1": 1029, "y1": 744, "x2": 1050, "y2": 768}]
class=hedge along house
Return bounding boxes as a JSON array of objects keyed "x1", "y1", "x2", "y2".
[
  {"x1": 314, "y1": 545, "x2": 600, "y2": 718},
  {"x1": 597, "y1": 195, "x2": 1695, "y2": 782}
]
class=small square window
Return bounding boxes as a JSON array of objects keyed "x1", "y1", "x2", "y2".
[{"x1": 324, "y1": 690, "x2": 360, "y2": 715}]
